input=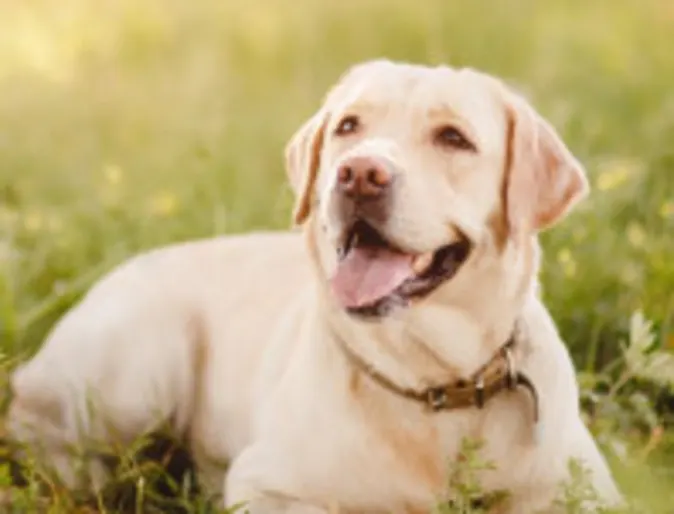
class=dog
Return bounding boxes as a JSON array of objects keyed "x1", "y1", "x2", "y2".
[{"x1": 6, "y1": 59, "x2": 622, "y2": 513}]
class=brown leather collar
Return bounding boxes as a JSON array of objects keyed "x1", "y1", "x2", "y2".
[{"x1": 338, "y1": 325, "x2": 541, "y2": 435}]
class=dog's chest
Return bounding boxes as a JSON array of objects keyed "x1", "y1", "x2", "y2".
[
  {"x1": 341, "y1": 394, "x2": 531, "y2": 512},
  {"x1": 315, "y1": 400, "x2": 466, "y2": 511}
]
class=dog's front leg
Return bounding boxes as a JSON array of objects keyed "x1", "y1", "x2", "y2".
[{"x1": 225, "y1": 445, "x2": 332, "y2": 514}]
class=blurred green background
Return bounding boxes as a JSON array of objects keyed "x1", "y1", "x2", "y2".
[{"x1": 0, "y1": 0, "x2": 672, "y2": 511}]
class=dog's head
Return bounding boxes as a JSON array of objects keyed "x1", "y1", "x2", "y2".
[{"x1": 285, "y1": 60, "x2": 588, "y2": 321}]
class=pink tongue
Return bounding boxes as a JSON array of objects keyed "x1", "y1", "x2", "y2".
[{"x1": 330, "y1": 247, "x2": 415, "y2": 308}]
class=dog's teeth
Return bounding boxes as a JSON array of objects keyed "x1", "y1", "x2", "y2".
[{"x1": 412, "y1": 251, "x2": 434, "y2": 274}]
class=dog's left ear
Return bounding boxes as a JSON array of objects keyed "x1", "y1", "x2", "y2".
[
  {"x1": 503, "y1": 91, "x2": 589, "y2": 234},
  {"x1": 285, "y1": 109, "x2": 328, "y2": 226}
]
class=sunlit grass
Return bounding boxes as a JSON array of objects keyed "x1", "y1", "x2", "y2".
[{"x1": 0, "y1": 0, "x2": 673, "y2": 511}]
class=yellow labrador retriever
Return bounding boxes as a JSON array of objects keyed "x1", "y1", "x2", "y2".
[{"x1": 7, "y1": 60, "x2": 621, "y2": 513}]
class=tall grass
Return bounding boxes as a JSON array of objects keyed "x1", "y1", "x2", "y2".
[{"x1": 0, "y1": 0, "x2": 672, "y2": 511}]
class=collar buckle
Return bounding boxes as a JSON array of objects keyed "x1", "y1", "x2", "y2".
[
  {"x1": 474, "y1": 375, "x2": 486, "y2": 409},
  {"x1": 426, "y1": 387, "x2": 449, "y2": 411},
  {"x1": 503, "y1": 346, "x2": 517, "y2": 390}
]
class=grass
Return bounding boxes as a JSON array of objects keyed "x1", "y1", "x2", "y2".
[{"x1": 0, "y1": 0, "x2": 672, "y2": 511}]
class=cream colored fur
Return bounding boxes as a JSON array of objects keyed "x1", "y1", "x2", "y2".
[{"x1": 7, "y1": 60, "x2": 621, "y2": 513}]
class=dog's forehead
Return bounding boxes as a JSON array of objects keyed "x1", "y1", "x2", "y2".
[{"x1": 330, "y1": 63, "x2": 505, "y2": 134}]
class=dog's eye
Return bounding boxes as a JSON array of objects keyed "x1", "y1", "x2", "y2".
[
  {"x1": 434, "y1": 125, "x2": 476, "y2": 151},
  {"x1": 335, "y1": 115, "x2": 360, "y2": 136}
]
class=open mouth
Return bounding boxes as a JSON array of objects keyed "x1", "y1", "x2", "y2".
[{"x1": 330, "y1": 219, "x2": 473, "y2": 317}]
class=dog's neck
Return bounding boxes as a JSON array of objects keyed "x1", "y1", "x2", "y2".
[
  {"x1": 306, "y1": 215, "x2": 540, "y2": 392},
  {"x1": 327, "y1": 305, "x2": 524, "y2": 393},
  {"x1": 322, "y1": 264, "x2": 537, "y2": 394}
]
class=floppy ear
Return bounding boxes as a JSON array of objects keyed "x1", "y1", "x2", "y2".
[
  {"x1": 284, "y1": 109, "x2": 328, "y2": 226},
  {"x1": 284, "y1": 60, "x2": 392, "y2": 225},
  {"x1": 504, "y1": 93, "x2": 589, "y2": 235}
]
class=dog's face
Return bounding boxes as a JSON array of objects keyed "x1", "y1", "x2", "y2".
[{"x1": 286, "y1": 60, "x2": 588, "y2": 319}]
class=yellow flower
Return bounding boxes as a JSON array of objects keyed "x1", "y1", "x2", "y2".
[
  {"x1": 149, "y1": 191, "x2": 179, "y2": 218},
  {"x1": 626, "y1": 222, "x2": 646, "y2": 248},
  {"x1": 103, "y1": 164, "x2": 124, "y2": 186},
  {"x1": 23, "y1": 211, "x2": 43, "y2": 232},
  {"x1": 557, "y1": 248, "x2": 572, "y2": 264},
  {"x1": 595, "y1": 158, "x2": 640, "y2": 192},
  {"x1": 596, "y1": 169, "x2": 628, "y2": 191},
  {"x1": 659, "y1": 200, "x2": 674, "y2": 219},
  {"x1": 556, "y1": 248, "x2": 576, "y2": 277}
]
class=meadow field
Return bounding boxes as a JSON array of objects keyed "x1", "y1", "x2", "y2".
[{"x1": 0, "y1": 0, "x2": 673, "y2": 512}]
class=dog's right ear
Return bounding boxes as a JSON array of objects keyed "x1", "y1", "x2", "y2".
[
  {"x1": 285, "y1": 59, "x2": 394, "y2": 226},
  {"x1": 284, "y1": 108, "x2": 328, "y2": 226}
]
